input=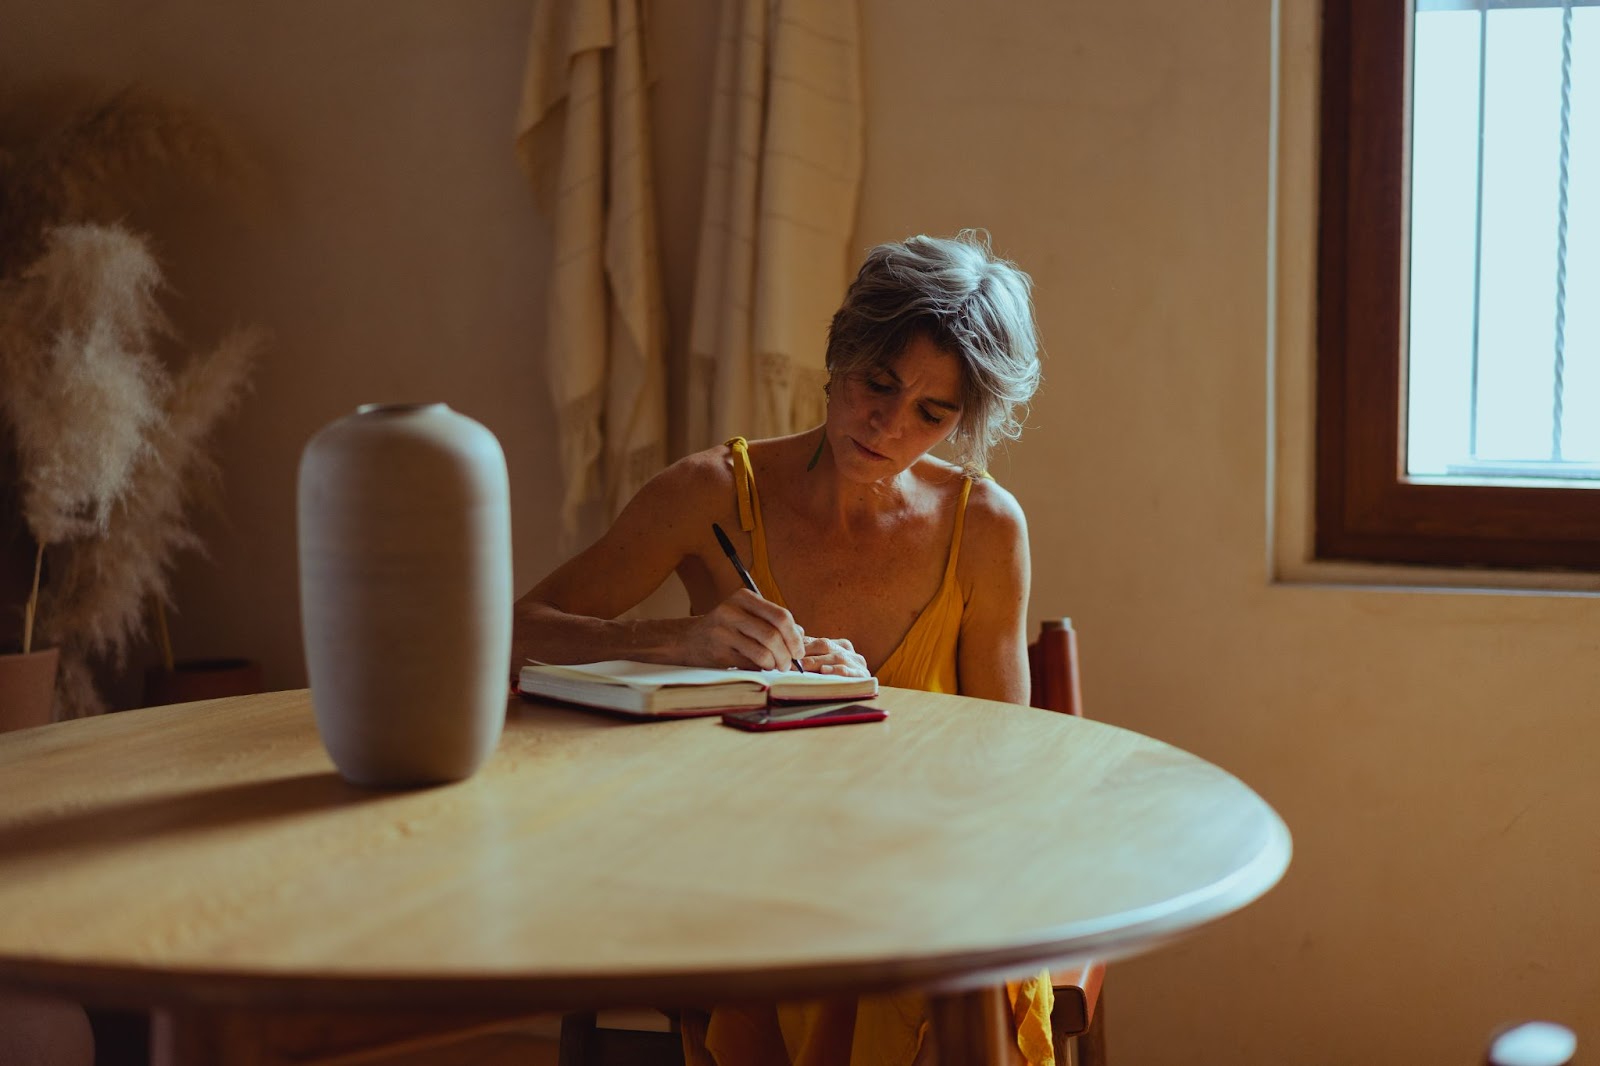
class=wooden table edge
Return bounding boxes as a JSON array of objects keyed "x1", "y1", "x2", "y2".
[{"x1": 0, "y1": 809, "x2": 1291, "y2": 1013}]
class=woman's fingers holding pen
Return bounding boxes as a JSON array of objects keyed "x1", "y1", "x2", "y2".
[
  {"x1": 801, "y1": 637, "x2": 871, "y2": 678},
  {"x1": 725, "y1": 590, "x2": 807, "y2": 669},
  {"x1": 684, "y1": 589, "x2": 805, "y2": 670}
]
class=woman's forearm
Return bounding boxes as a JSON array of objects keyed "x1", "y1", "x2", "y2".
[{"x1": 511, "y1": 598, "x2": 694, "y2": 668}]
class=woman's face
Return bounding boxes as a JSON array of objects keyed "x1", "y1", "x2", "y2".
[{"x1": 827, "y1": 333, "x2": 965, "y2": 481}]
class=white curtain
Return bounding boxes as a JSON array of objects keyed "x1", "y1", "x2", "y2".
[
  {"x1": 685, "y1": 0, "x2": 864, "y2": 450},
  {"x1": 518, "y1": 0, "x2": 668, "y2": 539}
]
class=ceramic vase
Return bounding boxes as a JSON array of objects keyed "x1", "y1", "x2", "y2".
[{"x1": 297, "y1": 403, "x2": 511, "y2": 787}]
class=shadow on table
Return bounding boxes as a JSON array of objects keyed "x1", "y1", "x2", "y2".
[{"x1": 0, "y1": 771, "x2": 395, "y2": 863}]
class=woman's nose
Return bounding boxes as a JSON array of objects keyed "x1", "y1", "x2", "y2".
[{"x1": 869, "y1": 398, "x2": 908, "y2": 437}]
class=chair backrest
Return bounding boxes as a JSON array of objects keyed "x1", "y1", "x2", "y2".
[{"x1": 1028, "y1": 617, "x2": 1083, "y2": 717}]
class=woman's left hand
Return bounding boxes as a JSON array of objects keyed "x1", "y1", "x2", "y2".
[{"x1": 798, "y1": 636, "x2": 871, "y2": 677}]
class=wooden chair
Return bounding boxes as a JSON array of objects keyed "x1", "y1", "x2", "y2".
[
  {"x1": 558, "y1": 1011, "x2": 683, "y2": 1066},
  {"x1": 558, "y1": 618, "x2": 1107, "y2": 1066},
  {"x1": 1028, "y1": 617, "x2": 1107, "y2": 1066}
]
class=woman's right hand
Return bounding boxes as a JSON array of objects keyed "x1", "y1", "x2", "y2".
[{"x1": 679, "y1": 588, "x2": 807, "y2": 671}]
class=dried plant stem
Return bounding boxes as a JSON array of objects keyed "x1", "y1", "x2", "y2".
[
  {"x1": 153, "y1": 598, "x2": 173, "y2": 672},
  {"x1": 22, "y1": 541, "x2": 43, "y2": 655}
]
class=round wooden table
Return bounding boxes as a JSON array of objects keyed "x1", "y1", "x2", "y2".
[{"x1": 0, "y1": 687, "x2": 1289, "y2": 1064}]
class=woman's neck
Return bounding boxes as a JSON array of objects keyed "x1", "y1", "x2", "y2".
[{"x1": 795, "y1": 428, "x2": 917, "y2": 533}]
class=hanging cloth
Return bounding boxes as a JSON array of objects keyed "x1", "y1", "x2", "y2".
[
  {"x1": 685, "y1": 0, "x2": 864, "y2": 450},
  {"x1": 517, "y1": 0, "x2": 668, "y2": 538}
]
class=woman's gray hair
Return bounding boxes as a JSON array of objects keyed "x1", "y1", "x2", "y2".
[{"x1": 825, "y1": 229, "x2": 1042, "y2": 472}]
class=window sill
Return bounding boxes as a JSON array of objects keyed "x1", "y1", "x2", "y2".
[{"x1": 1273, "y1": 556, "x2": 1600, "y2": 596}]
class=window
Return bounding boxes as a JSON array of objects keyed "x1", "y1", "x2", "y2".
[{"x1": 1318, "y1": 0, "x2": 1600, "y2": 569}]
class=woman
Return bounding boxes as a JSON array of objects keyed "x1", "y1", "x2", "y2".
[{"x1": 513, "y1": 230, "x2": 1048, "y2": 1065}]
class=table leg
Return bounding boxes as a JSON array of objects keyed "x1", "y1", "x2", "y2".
[
  {"x1": 927, "y1": 986, "x2": 1016, "y2": 1066},
  {"x1": 151, "y1": 1007, "x2": 257, "y2": 1066}
]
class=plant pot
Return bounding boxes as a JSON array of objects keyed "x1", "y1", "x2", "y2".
[
  {"x1": 0, "y1": 646, "x2": 59, "y2": 732},
  {"x1": 142, "y1": 657, "x2": 263, "y2": 707}
]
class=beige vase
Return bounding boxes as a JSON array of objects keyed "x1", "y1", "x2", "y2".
[
  {"x1": 0, "y1": 646, "x2": 59, "y2": 733},
  {"x1": 297, "y1": 403, "x2": 511, "y2": 787}
]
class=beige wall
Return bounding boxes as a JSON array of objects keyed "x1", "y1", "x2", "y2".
[
  {"x1": 4, "y1": 1, "x2": 1595, "y2": 1062},
  {"x1": 2, "y1": 0, "x2": 568, "y2": 701}
]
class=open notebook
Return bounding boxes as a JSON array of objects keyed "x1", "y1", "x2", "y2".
[{"x1": 518, "y1": 660, "x2": 878, "y2": 717}]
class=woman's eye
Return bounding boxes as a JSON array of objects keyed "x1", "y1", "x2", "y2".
[
  {"x1": 918, "y1": 407, "x2": 945, "y2": 426},
  {"x1": 865, "y1": 378, "x2": 894, "y2": 394}
]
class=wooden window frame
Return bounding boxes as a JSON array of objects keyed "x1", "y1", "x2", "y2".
[{"x1": 1316, "y1": 0, "x2": 1600, "y2": 570}]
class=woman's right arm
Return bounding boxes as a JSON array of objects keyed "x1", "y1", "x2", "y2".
[{"x1": 511, "y1": 454, "x2": 805, "y2": 670}]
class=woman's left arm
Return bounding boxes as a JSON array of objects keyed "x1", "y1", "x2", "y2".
[{"x1": 956, "y1": 480, "x2": 1032, "y2": 704}]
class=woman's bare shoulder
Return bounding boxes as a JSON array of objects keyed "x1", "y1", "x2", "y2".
[
  {"x1": 960, "y1": 473, "x2": 1028, "y2": 551},
  {"x1": 906, "y1": 456, "x2": 1018, "y2": 514},
  {"x1": 653, "y1": 443, "x2": 737, "y2": 489},
  {"x1": 618, "y1": 444, "x2": 736, "y2": 522},
  {"x1": 953, "y1": 474, "x2": 1029, "y2": 609}
]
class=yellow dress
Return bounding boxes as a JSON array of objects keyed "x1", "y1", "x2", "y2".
[{"x1": 680, "y1": 439, "x2": 1055, "y2": 1066}]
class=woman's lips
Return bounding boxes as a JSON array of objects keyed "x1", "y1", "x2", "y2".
[{"x1": 850, "y1": 437, "x2": 889, "y2": 461}]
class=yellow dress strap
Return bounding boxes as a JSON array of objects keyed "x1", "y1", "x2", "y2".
[
  {"x1": 725, "y1": 437, "x2": 757, "y2": 532},
  {"x1": 944, "y1": 476, "x2": 976, "y2": 586},
  {"x1": 723, "y1": 437, "x2": 787, "y2": 607}
]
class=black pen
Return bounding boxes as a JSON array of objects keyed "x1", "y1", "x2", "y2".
[{"x1": 711, "y1": 522, "x2": 806, "y2": 673}]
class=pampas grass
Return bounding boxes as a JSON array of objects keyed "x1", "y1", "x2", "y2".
[
  {"x1": 0, "y1": 84, "x2": 264, "y2": 719},
  {"x1": 0, "y1": 224, "x2": 262, "y2": 718},
  {"x1": 42, "y1": 326, "x2": 262, "y2": 707},
  {"x1": 0, "y1": 226, "x2": 167, "y2": 546}
]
